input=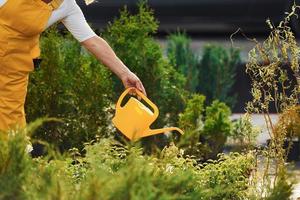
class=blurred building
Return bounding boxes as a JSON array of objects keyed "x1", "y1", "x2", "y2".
[
  {"x1": 78, "y1": 0, "x2": 297, "y2": 37},
  {"x1": 78, "y1": 0, "x2": 298, "y2": 113}
]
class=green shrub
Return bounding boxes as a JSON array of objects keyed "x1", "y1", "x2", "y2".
[
  {"x1": 263, "y1": 171, "x2": 293, "y2": 200},
  {"x1": 102, "y1": 2, "x2": 187, "y2": 127},
  {"x1": 0, "y1": 131, "x2": 31, "y2": 200},
  {"x1": 166, "y1": 34, "x2": 240, "y2": 108},
  {"x1": 230, "y1": 114, "x2": 260, "y2": 148},
  {"x1": 0, "y1": 120, "x2": 74, "y2": 200},
  {"x1": 178, "y1": 95, "x2": 233, "y2": 160},
  {"x1": 167, "y1": 32, "x2": 199, "y2": 92},
  {"x1": 201, "y1": 100, "x2": 232, "y2": 159},
  {"x1": 179, "y1": 94, "x2": 205, "y2": 131},
  {"x1": 178, "y1": 94, "x2": 206, "y2": 159},
  {"x1": 197, "y1": 44, "x2": 240, "y2": 108},
  {"x1": 197, "y1": 152, "x2": 254, "y2": 200},
  {"x1": 0, "y1": 122, "x2": 255, "y2": 200},
  {"x1": 26, "y1": 28, "x2": 113, "y2": 151},
  {"x1": 203, "y1": 100, "x2": 232, "y2": 135},
  {"x1": 77, "y1": 139, "x2": 254, "y2": 200}
]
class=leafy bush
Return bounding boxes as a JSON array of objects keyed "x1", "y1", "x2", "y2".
[
  {"x1": 201, "y1": 100, "x2": 232, "y2": 159},
  {"x1": 197, "y1": 44, "x2": 240, "y2": 108},
  {"x1": 178, "y1": 94, "x2": 233, "y2": 160},
  {"x1": 78, "y1": 140, "x2": 255, "y2": 200},
  {"x1": 166, "y1": 35, "x2": 240, "y2": 108},
  {"x1": 177, "y1": 94, "x2": 206, "y2": 159},
  {"x1": 166, "y1": 32, "x2": 199, "y2": 92},
  {"x1": 102, "y1": 2, "x2": 187, "y2": 127},
  {"x1": 26, "y1": 28, "x2": 113, "y2": 151},
  {"x1": 0, "y1": 120, "x2": 73, "y2": 200},
  {"x1": 230, "y1": 114, "x2": 260, "y2": 148},
  {"x1": 0, "y1": 131, "x2": 31, "y2": 200},
  {"x1": 0, "y1": 125, "x2": 255, "y2": 200}
]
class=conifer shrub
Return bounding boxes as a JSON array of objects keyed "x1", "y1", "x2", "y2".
[
  {"x1": 178, "y1": 94, "x2": 233, "y2": 160},
  {"x1": 197, "y1": 44, "x2": 240, "y2": 108},
  {"x1": 26, "y1": 28, "x2": 113, "y2": 151},
  {"x1": 167, "y1": 32, "x2": 199, "y2": 92},
  {"x1": 102, "y1": 2, "x2": 187, "y2": 127}
]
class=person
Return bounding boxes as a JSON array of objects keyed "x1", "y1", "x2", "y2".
[{"x1": 0, "y1": 0, "x2": 146, "y2": 132}]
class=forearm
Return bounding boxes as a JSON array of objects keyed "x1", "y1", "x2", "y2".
[{"x1": 81, "y1": 36, "x2": 130, "y2": 79}]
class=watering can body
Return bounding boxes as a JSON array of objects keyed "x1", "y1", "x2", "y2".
[{"x1": 112, "y1": 87, "x2": 184, "y2": 141}]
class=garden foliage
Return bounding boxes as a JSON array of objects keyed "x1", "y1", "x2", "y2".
[
  {"x1": 102, "y1": 3, "x2": 187, "y2": 127},
  {"x1": 26, "y1": 28, "x2": 113, "y2": 151},
  {"x1": 275, "y1": 106, "x2": 300, "y2": 141},
  {"x1": 167, "y1": 32, "x2": 199, "y2": 92},
  {"x1": 178, "y1": 94, "x2": 233, "y2": 160},
  {"x1": 0, "y1": 130, "x2": 255, "y2": 200},
  {"x1": 230, "y1": 114, "x2": 260, "y2": 148},
  {"x1": 166, "y1": 33, "x2": 240, "y2": 108},
  {"x1": 197, "y1": 44, "x2": 240, "y2": 108},
  {"x1": 245, "y1": 4, "x2": 300, "y2": 199}
]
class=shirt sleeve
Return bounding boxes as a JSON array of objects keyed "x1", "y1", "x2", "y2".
[
  {"x1": 0, "y1": 0, "x2": 7, "y2": 7},
  {"x1": 61, "y1": 0, "x2": 97, "y2": 42}
]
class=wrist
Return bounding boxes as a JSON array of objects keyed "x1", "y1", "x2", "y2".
[{"x1": 118, "y1": 67, "x2": 131, "y2": 80}]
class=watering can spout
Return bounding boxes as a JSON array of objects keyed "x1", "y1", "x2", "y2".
[{"x1": 142, "y1": 127, "x2": 184, "y2": 138}]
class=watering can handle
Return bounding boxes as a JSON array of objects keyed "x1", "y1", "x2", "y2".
[{"x1": 116, "y1": 87, "x2": 159, "y2": 117}]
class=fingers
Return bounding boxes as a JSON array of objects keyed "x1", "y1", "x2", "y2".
[
  {"x1": 137, "y1": 81, "x2": 147, "y2": 96},
  {"x1": 122, "y1": 72, "x2": 147, "y2": 97},
  {"x1": 126, "y1": 83, "x2": 138, "y2": 96},
  {"x1": 128, "y1": 86, "x2": 135, "y2": 96}
]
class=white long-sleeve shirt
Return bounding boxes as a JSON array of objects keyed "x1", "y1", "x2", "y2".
[{"x1": 0, "y1": 0, "x2": 96, "y2": 42}]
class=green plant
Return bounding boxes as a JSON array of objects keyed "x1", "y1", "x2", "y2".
[
  {"x1": 0, "y1": 120, "x2": 74, "y2": 200},
  {"x1": 167, "y1": 32, "x2": 199, "y2": 92},
  {"x1": 0, "y1": 130, "x2": 31, "y2": 200},
  {"x1": 178, "y1": 94, "x2": 206, "y2": 159},
  {"x1": 0, "y1": 120, "x2": 256, "y2": 200},
  {"x1": 245, "y1": 3, "x2": 300, "y2": 199},
  {"x1": 78, "y1": 139, "x2": 255, "y2": 200},
  {"x1": 26, "y1": 28, "x2": 113, "y2": 151},
  {"x1": 197, "y1": 44, "x2": 240, "y2": 108},
  {"x1": 230, "y1": 114, "x2": 260, "y2": 148},
  {"x1": 179, "y1": 94, "x2": 205, "y2": 131},
  {"x1": 102, "y1": 2, "x2": 187, "y2": 128},
  {"x1": 178, "y1": 94, "x2": 233, "y2": 160},
  {"x1": 201, "y1": 100, "x2": 232, "y2": 159},
  {"x1": 263, "y1": 170, "x2": 293, "y2": 200}
]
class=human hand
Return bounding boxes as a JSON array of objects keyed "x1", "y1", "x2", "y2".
[{"x1": 120, "y1": 71, "x2": 147, "y2": 96}]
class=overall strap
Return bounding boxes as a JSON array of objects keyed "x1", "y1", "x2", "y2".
[{"x1": 48, "y1": 0, "x2": 64, "y2": 10}]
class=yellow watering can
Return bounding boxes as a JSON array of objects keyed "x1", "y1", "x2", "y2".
[{"x1": 112, "y1": 87, "x2": 184, "y2": 141}]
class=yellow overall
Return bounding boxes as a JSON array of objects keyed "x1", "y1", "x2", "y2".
[{"x1": 0, "y1": 0, "x2": 62, "y2": 132}]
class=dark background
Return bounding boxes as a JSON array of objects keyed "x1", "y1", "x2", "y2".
[{"x1": 78, "y1": 0, "x2": 298, "y2": 37}]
